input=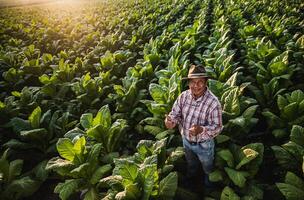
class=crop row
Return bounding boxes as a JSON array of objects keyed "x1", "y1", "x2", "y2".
[{"x1": 0, "y1": 0, "x2": 303, "y2": 199}]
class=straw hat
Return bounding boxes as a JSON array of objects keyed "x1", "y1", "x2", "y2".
[{"x1": 182, "y1": 64, "x2": 209, "y2": 80}]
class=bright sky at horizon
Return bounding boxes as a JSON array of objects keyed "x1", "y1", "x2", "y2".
[{"x1": 0, "y1": 0, "x2": 94, "y2": 8}]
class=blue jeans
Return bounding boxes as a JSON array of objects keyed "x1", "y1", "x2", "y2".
[{"x1": 182, "y1": 137, "x2": 215, "y2": 186}]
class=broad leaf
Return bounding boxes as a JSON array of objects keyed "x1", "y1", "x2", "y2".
[
  {"x1": 149, "y1": 83, "x2": 167, "y2": 103},
  {"x1": 224, "y1": 167, "x2": 248, "y2": 188},
  {"x1": 57, "y1": 138, "x2": 76, "y2": 162},
  {"x1": 29, "y1": 106, "x2": 41, "y2": 129},
  {"x1": 3, "y1": 176, "x2": 41, "y2": 199},
  {"x1": 94, "y1": 105, "x2": 111, "y2": 128},
  {"x1": 209, "y1": 169, "x2": 223, "y2": 182},
  {"x1": 218, "y1": 149, "x2": 234, "y2": 168},
  {"x1": 80, "y1": 113, "x2": 93, "y2": 129},
  {"x1": 285, "y1": 171, "x2": 304, "y2": 190},
  {"x1": 236, "y1": 148, "x2": 259, "y2": 170},
  {"x1": 8, "y1": 159, "x2": 23, "y2": 182},
  {"x1": 84, "y1": 188, "x2": 99, "y2": 200},
  {"x1": 7, "y1": 118, "x2": 31, "y2": 133},
  {"x1": 221, "y1": 186, "x2": 240, "y2": 200},
  {"x1": 20, "y1": 128, "x2": 48, "y2": 142},
  {"x1": 55, "y1": 179, "x2": 82, "y2": 200},
  {"x1": 158, "y1": 172, "x2": 178, "y2": 199},
  {"x1": 276, "y1": 183, "x2": 304, "y2": 200},
  {"x1": 290, "y1": 125, "x2": 304, "y2": 146},
  {"x1": 90, "y1": 164, "x2": 112, "y2": 184}
]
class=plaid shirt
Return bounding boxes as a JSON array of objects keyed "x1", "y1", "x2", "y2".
[{"x1": 169, "y1": 88, "x2": 223, "y2": 142}]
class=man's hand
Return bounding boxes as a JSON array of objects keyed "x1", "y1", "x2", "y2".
[
  {"x1": 165, "y1": 115, "x2": 176, "y2": 129},
  {"x1": 189, "y1": 125, "x2": 204, "y2": 136}
]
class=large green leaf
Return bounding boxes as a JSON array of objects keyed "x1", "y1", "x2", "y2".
[
  {"x1": 7, "y1": 118, "x2": 31, "y2": 133},
  {"x1": 221, "y1": 87, "x2": 240, "y2": 116},
  {"x1": 269, "y1": 61, "x2": 288, "y2": 76},
  {"x1": 20, "y1": 128, "x2": 48, "y2": 142},
  {"x1": 122, "y1": 81, "x2": 137, "y2": 108},
  {"x1": 4, "y1": 139, "x2": 34, "y2": 149},
  {"x1": 236, "y1": 148, "x2": 259, "y2": 170},
  {"x1": 289, "y1": 90, "x2": 304, "y2": 104},
  {"x1": 285, "y1": 171, "x2": 304, "y2": 190},
  {"x1": 209, "y1": 169, "x2": 223, "y2": 182},
  {"x1": 90, "y1": 164, "x2": 112, "y2": 184},
  {"x1": 84, "y1": 188, "x2": 99, "y2": 200},
  {"x1": 107, "y1": 119, "x2": 128, "y2": 153},
  {"x1": 242, "y1": 183, "x2": 264, "y2": 200},
  {"x1": 240, "y1": 143, "x2": 264, "y2": 175},
  {"x1": 140, "y1": 164, "x2": 158, "y2": 200},
  {"x1": 119, "y1": 162, "x2": 138, "y2": 184},
  {"x1": 242, "y1": 105, "x2": 259, "y2": 119},
  {"x1": 87, "y1": 125, "x2": 105, "y2": 142},
  {"x1": 272, "y1": 146, "x2": 298, "y2": 170},
  {"x1": 0, "y1": 150, "x2": 10, "y2": 175},
  {"x1": 158, "y1": 172, "x2": 178, "y2": 200},
  {"x1": 57, "y1": 137, "x2": 86, "y2": 163},
  {"x1": 29, "y1": 106, "x2": 41, "y2": 129},
  {"x1": 229, "y1": 117, "x2": 246, "y2": 128},
  {"x1": 152, "y1": 138, "x2": 167, "y2": 154},
  {"x1": 64, "y1": 127, "x2": 86, "y2": 140},
  {"x1": 124, "y1": 183, "x2": 141, "y2": 200},
  {"x1": 32, "y1": 160, "x2": 48, "y2": 182},
  {"x1": 73, "y1": 136, "x2": 86, "y2": 156},
  {"x1": 143, "y1": 155, "x2": 158, "y2": 166},
  {"x1": 216, "y1": 135, "x2": 230, "y2": 144},
  {"x1": 46, "y1": 157, "x2": 73, "y2": 171},
  {"x1": 54, "y1": 179, "x2": 82, "y2": 200},
  {"x1": 217, "y1": 149, "x2": 234, "y2": 168},
  {"x1": 299, "y1": 100, "x2": 304, "y2": 114},
  {"x1": 87, "y1": 143, "x2": 102, "y2": 164},
  {"x1": 70, "y1": 163, "x2": 90, "y2": 177},
  {"x1": 290, "y1": 125, "x2": 304, "y2": 146},
  {"x1": 221, "y1": 186, "x2": 240, "y2": 200},
  {"x1": 262, "y1": 111, "x2": 284, "y2": 128},
  {"x1": 149, "y1": 83, "x2": 167, "y2": 103},
  {"x1": 268, "y1": 51, "x2": 288, "y2": 76},
  {"x1": 282, "y1": 141, "x2": 304, "y2": 164},
  {"x1": 282, "y1": 102, "x2": 298, "y2": 120},
  {"x1": 8, "y1": 159, "x2": 23, "y2": 182},
  {"x1": 2, "y1": 176, "x2": 41, "y2": 199},
  {"x1": 277, "y1": 95, "x2": 288, "y2": 111},
  {"x1": 167, "y1": 147, "x2": 184, "y2": 164},
  {"x1": 276, "y1": 183, "x2": 304, "y2": 200},
  {"x1": 94, "y1": 105, "x2": 111, "y2": 128},
  {"x1": 40, "y1": 109, "x2": 52, "y2": 125},
  {"x1": 57, "y1": 138, "x2": 75, "y2": 161},
  {"x1": 136, "y1": 140, "x2": 154, "y2": 159},
  {"x1": 144, "y1": 125, "x2": 163, "y2": 136},
  {"x1": 224, "y1": 167, "x2": 248, "y2": 188},
  {"x1": 99, "y1": 175, "x2": 123, "y2": 191},
  {"x1": 80, "y1": 113, "x2": 93, "y2": 129}
]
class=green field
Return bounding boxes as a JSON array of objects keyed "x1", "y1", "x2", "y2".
[{"x1": 0, "y1": 0, "x2": 304, "y2": 199}]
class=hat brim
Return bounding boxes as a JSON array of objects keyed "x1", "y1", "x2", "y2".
[{"x1": 182, "y1": 74, "x2": 209, "y2": 80}]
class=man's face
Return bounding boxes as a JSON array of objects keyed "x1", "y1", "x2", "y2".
[{"x1": 188, "y1": 78, "x2": 207, "y2": 98}]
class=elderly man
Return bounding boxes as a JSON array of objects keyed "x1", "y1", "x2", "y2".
[{"x1": 165, "y1": 64, "x2": 223, "y2": 187}]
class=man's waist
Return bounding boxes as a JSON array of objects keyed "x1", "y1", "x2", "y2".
[
  {"x1": 181, "y1": 129, "x2": 211, "y2": 144},
  {"x1": 184, "y1": 137, "x2": 211, "y2": 145}
]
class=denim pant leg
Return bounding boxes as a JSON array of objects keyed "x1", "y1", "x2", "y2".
[
  {"x1": 196, "y1": 139, "x2": 215, "y2": 186},
  {"x1": 183, "y1": 139, "x2": 200, "y2": 178}
]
